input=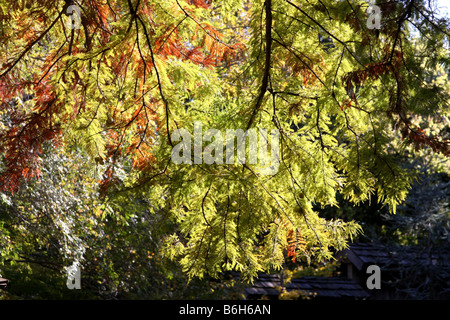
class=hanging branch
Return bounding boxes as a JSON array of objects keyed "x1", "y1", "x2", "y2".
[
  {"x1": 0, "y1": 9, "x2": 65, "y2": 78},
  {"x1": 246, "y1": 0, "x2": 272, "y2": 130},
  {"x1": 136, "y1": 15, "x2": 174, "y2": 146}
]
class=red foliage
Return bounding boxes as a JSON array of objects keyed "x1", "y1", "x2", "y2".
[
  {"x1": 0, "y1": 80, "x2": 63, "y2": 193},
  {"x1": 0, "y1": 1, "x2": 245, "y2": 194},
  {"x1": 400, "y1": 123, "x2": 449, "y2": 156},
  {"x1": 286, "y1": 228, "x2": 306, "y2": 263}
]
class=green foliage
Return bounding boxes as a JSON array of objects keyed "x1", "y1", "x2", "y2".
[
  {"x1": 0, "y1": 0, "x2": 449, "y2": 297},
  {"x1": 0, "y1": 144, "x2": 242, "y2": 299}
]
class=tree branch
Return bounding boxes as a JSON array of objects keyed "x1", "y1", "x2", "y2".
[
  {"x1": 246, "y1": 0, "x2": 272, "y2": 130},
  {"x1": 0, "y1": 8, "x2": 65, "y2": 78},
  {"x1": 136, "y1": 14, "x2": 174, "y2": 146}
]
